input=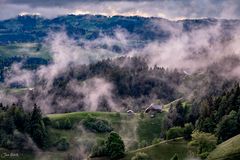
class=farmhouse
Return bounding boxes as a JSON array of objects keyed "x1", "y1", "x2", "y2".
[{"x1": 145, "y1": 104, "x2": 163, "y2": 116}]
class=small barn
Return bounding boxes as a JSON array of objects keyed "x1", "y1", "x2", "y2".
[{"x1": 145, "y1": 104, "x2": 163, "y2": 115}]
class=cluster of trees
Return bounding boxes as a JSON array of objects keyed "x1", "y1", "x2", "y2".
[
  {"x1": 166, "y1": 123, "x2": 193, "y2": 140},
  {"x1": 163, "y1": 83, "x2": 240, "y2": 141},
  {"x1": 91, "y1": 131, "x2": 125, "y2": 159},
  {"x1": 161, "y1": 83, "x2": 240, "y2": 158},
  {"x1": 52, "y1": 118, "x2": 73, "y2": 129},
  {"x1": 163, "y1": 102, "x2": 194, "y2": 140},
  {"x1": 189, "y1": 131, "x2": 217, "y2": 159},
  {"x1": 164, "y1": 102, "x2": 190, "y2": 129},
  {"x1": 196, "y1": 83, "x2": 240, "y2": 142},
  {"x1": 85, "y1": 57, "x2": 183, "y2": 101},
  {"x1": 82, "y1": 115, "x2": 113, "y2": 133},
  {"x1": 0, "y1": 103, "x2": 72, "y2": 152},
  {"x1": 2, "y1": 55, "x2": 234, "y2": 114},
  {"x1": 0, "y1": 104, "x2": 50, "y2": 150},
  {"x1": 51, "y1": 57, "x2": 185, "y2": 112}
]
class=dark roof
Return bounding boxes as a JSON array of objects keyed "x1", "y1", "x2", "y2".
[{"x1": 145, "y1": 104, "x2": 163, "y2": 113}]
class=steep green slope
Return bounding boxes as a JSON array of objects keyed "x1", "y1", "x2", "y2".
[{"x1": 208, "y1": 134, "x2": 240, "y2": 160}]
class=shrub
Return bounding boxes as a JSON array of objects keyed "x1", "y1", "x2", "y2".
[
  {"x1": 152, "y1": 138, "x2": 161, "y2": 145},
  {"x1": 183, "y1": 123, "x2": 193, "y2": 140},
  {"x1": 189, "y1": 131, "x2": 217, "y2": 156},
  {"x1": 91, "y1": 138, "x2": 107, "y2": 157},
  {"x1": 91, "y1": 132, "x2": 125, "y2": 159},
  {"x1": 52, "y1": 118, "x2": 73, "y2": 129},
  {"x1": 42, "y1": 117, "x2": 51, "y2": 126},
  {"x1": 83, "y1": 116, "x2": 112, "y2": 133},
  {"x1": 106, "y1": 131, "x2": 125, "y2": 159},
  {"x1": 166, "y1": 127, "x2": 184, "y2": 140},
  {"x1": 199, "y1": 152, "x2": 209, "y2": 159},
  {"x1": 53, "y1": 121, "x2": 60, "y2": 129},
  {"x1": 131, "y1": 152, "x2": 151, "y2": 160},
  {"x1": 216, "y1": 110, "x2": 239, "y2": 142},
  {"x1": 56, "y1": 137, "x2": 70, "y2": 151},
  {"x1": 12, "y1": 131, "x2": 29, "y2": 150},
  {"x1": 64, "y1": 118, "x2": 73, "y2": 129}
]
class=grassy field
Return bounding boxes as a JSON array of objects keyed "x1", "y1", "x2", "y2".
[
  {"x1": 123, "y1": 138, "x2": 197, "y2": 160},
  {"x1": 43, "y1": 111, "x2": 165, "y2": 159},
  {"x1": 47, "y1": 111, "x2": 199, "y2": 160},
  {"x1": 48, "y1": 111, "x2": 166, "y2": 147},
  {"x1": 0, "y1": 43, "x2": 51, "y2": 59},
  {"x1": 208, "y1": 134, "x2": 240, "y2": 160},
  {"x1": 90, "y1": 138, "x2": 197, "y2": 160},
  {"x1": 47, "y1": 111, "x2": 168, "y2": 159},
  {"x1": 137, "y1": 112, "x2": 165, "y2": 144},
  {"x1": 48, "y1": 111, "x2": 127, "y2": 123}
]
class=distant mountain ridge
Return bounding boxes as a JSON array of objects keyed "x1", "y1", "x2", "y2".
[{"x1": 0, "y1": 15, "x2": 240, "y2": 44}]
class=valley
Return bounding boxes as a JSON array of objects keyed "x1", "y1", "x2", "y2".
[{"x1": 0, "y1": 5, "x2": 240, "y2": 160}]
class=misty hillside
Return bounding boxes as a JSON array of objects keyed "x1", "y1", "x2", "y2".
[
  {"x1": 0, "y1": 14, "x2": 239, "y2": 114},
  {"x1": 0, "y1": 15, "x2": 240, "y2": 44},
  {"x1": 0, "y1": 13, "x2": 240, "y2": 160}
]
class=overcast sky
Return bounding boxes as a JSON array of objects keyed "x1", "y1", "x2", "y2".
[{"x1": 0, "y1": 0, "x2": 240, "y2": 20}]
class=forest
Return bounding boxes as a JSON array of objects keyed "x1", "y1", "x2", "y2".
[
  {"x1": 0, "y1": 55, "x2": 239, "y2": 159},
  {"x1": 0, "y1": 8, "x2": 240, "y2": 159}
]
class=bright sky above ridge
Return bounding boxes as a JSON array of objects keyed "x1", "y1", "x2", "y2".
[{"x1": 0, "y1": 0, "x2": 240, "y2": 20}]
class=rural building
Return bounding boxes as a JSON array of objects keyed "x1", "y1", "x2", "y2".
[
  {"x1": 145, "y1": 104, "x2": 163, "y2": 117},
  {"x1": 127, "y1": 110, "x2": 135, "y2": 116}
]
